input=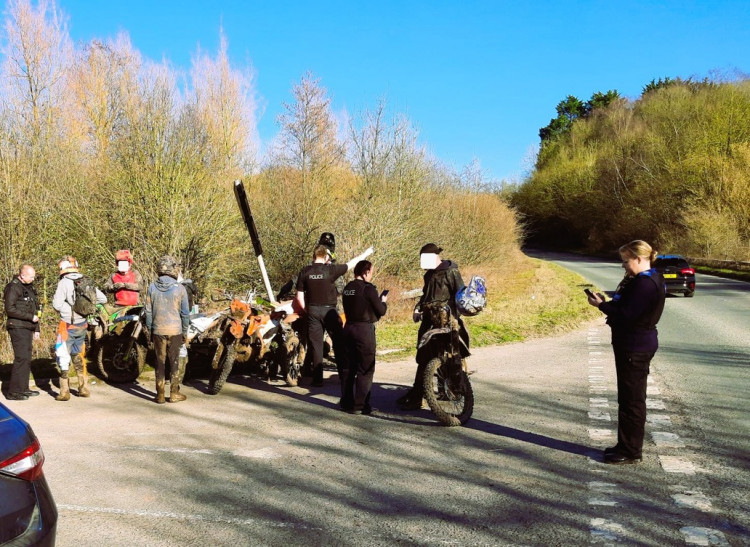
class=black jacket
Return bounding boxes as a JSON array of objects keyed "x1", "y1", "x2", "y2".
[
  {"x1": 598, "y1": 269, "x2": 666, "y2": 352},
  {"x1": 342, "y1": 279, "x2": 387, "y2": 323},
  {"x1": 417, "y1": 260, "x2": 465, "y2": 317},
  {"x1": 4, "y1": 276, "x2": 40, "y2": 331}
]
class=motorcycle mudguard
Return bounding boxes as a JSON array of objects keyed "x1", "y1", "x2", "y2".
[{"x1": 417, "y1": 326, "x2": 452, "y2": 350}]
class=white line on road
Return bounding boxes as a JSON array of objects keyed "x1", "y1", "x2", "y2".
[
  {"x1": 680, "y1": 526, "x2": 729, "y2": 546},
  {"x1": 659, "y1": 456, "x2": 697, "y2": 475},
  {"x1": 590, "y1": 518, "x2": 626, "y2": 542},
  {"x1": 651, "y1": 431, "x2": 685, "y2": 448},
  {"x1": 672, "y1": 490, "x2": 714, "y2": 512}
]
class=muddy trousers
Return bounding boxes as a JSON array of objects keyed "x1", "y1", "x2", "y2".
[
  {"x1": 341, "y1": 322, "x2": 376, "y2": 411},
  {"x1": 153, "y1": 334, "x2": 182, "y2": 401},
  {"x1": 7, "y1": 328, "x2": 33, "y2": 394},
  {"x1": 306, "y1": 306, "x2": 345, "y2": 383},
  {"x1": 613, "y1": 348, "x2": 653, "y2": 459}
]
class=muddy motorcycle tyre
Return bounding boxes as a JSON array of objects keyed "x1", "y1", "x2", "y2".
[
  {"x1": 97, "y1": 335, "x2": 147, "y2": 384},
  {"x1": 208, "y1": 342, "x2": 236, "y2": 395},
  {"x1": 423, "y1": 357, "x2": 474, "y2": 426}
]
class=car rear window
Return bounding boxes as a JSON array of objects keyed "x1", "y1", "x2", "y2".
[{"x1": 655, "y1": 258, "x2": 689, "y2": 268}]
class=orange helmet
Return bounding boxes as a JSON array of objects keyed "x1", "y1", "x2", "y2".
[
  {"x1": 58, "y1": 256, "x2": 79, "y2": 275},
  {"x1": 115, "y1": 249, "x2": 133, "y2": 263}
]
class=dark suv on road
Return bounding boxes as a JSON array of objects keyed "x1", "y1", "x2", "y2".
[
  {"x1": 653, "y1": 254, "x2": 696, "y2": 297},
  {"x1": 0, "y1": 401, "x2": 57, "y2": 546}
]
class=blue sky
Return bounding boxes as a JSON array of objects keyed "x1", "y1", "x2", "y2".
[{"x1": 59, "y1": 0, "x2": 749, "y2": 183}]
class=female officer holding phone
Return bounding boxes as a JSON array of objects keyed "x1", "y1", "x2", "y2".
[
  {"x1": 587, "y1": 240, "x2": 666, "y2": 464},
  {"x1": 341, "y1": 260, "x2": 387, "y2": 414}
]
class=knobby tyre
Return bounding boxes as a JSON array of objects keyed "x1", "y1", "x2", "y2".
[
  {"x1": 97, "y1": 332, "x2": 147, "y2": 384},
  {"x1": 423, "y1": 357, "x2": 474, "y2": 426},
  {"x1": 208, "y1": 342, "x2": 236, "y2": 395}
]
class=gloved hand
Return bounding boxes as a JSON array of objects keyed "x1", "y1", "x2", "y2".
[{"x1": 412, "y1": 308, "x2": 422, "y2": 323}]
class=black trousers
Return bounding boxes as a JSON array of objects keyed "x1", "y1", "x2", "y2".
[
  {"x1": 613, "y1": 347, "x2": 654, "y2": 458},
  {"x1": 306, "y1": 305, "x2": 345, "y2": 383},
  {"x1": 342, "y1": 322, "x2": 376, "y2": 411},
  {"x1": 8, "y1": 328, "x2": 34, "y2": 394}
]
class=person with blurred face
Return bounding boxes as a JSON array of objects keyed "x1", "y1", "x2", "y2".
[
  {"x1": 103, "y1": 249, "x2": 143, "y2": 306},
  {"x1": 397, "y1": 243, "x2": 467, "y2": 410}
]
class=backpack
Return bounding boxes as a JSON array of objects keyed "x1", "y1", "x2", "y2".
[
  {"x1": 455, "y1": 275, "x2": 487, "y2": 316},
  {"x1": 72, "y1": 276, "x2": 98, "y2": 317}
]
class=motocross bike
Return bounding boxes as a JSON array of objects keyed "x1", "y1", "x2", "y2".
[
  {"x1": 207, "y1": 297, "x2": 303, "y2": 395},
  {"x1": 417, "y1": 302, "x2": 474, "y2": 426},
  {"x1": 95, "y1": 305, "x2": 149, "y2": 383}
]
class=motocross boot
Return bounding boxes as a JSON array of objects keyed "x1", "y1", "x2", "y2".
[
  {"x1": 55, "y1": 372, "x2": 70, "y2": 402},
  {"x1": 169, "y1": 359, "x2": 187, "y2": 403},
  {"x1": 73, "y1": 355, "x2": 90, "y2": 397},
  {"x1": 155, "y1": 379, "x2": 166, "y2": 404}
]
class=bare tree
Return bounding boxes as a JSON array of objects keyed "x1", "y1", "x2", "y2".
[{"x1": 190, "y1": 28, "x2": 258, "y2": 177}]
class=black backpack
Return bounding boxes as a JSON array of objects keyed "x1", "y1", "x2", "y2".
[{"x1": 72, "y1": 276, "x2": 98, "y2": 316}]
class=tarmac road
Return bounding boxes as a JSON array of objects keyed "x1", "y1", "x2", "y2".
[{"x1": 4, "y1": 253, "x2": 749, "y2": 546}]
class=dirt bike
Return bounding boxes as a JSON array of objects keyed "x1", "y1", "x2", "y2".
[
  {"x1": 95, "y1": 305, "x2": 149, "y2": 383},
  {"x1": 207, "y1": 297, "x2": 304, "y2": 395},
  {"x1": 417, "y1": 302, "x2": 474, "y2": 426}
]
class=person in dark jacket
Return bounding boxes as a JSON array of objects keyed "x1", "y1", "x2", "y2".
[
  {"x1": 145, "y1": 256, "x2": 190, "y2": 404},
  {"x1": 341, "y1": 260, "x2": 387, "y2": 414},
  {"x1": 588, "y1": 240, "x2": 666, "y2": 464},
  {"x1": 3, "y1": 265, "x2": 41, "y2": 400},
  {"x1": 398, "y1": 243, "x2": 467, "y2": 410},
  {"x1": 295, "y1": 243, "x2": 373, "y2": 387}
]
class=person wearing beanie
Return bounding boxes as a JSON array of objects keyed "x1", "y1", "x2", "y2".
[{"x1": 397, "y1": 243, "x2": 468, "y2": 410}]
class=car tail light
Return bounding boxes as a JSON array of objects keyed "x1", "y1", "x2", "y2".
[
  {"x1": 681, "y1": 268, "x2": 695, "y2": 275},
  {"x1": 0, "y1": 438, "x2": 45, "y2": 481}
]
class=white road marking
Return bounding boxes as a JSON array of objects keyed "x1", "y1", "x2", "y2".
[
  {"x1": 647, "y1": 414, "x2": 672, "y2": 426},
  {"x1": 651, "y1": 431, "x2": 685, "y2": 448},
  {"x1": 588, "y1": 411, "x2": 611, "y2": 421},
  {"x1": 646, "y1": 399, "x2": 666, "y2": 410},
  {"x1": 672, "y1": 490, "x2": 714, "y2": 512},
  {"x1": 659, "y1": 456, "x2": 697, "y2": 475},
  {"x1": 588, "y1": 499, "x2": 618, "y2": 506},
  {"x1": 58, "y1": 504, "x2": 319, "y2": 529},
  {"x1": 646, "y1": 385, "x2": 661, "y2": 395},
  {"x1": 590, "y1": 518, "x2": 626, "y2": 542},
  {"x1": 680, "y1": 526, "x2": 729, "y2": 546},
  {"x1": 588, "y1": 481, "x2": 618, "y2": 493},
  {"x1": 589, "y1": 398, "x2": 610, "y2": 407}
]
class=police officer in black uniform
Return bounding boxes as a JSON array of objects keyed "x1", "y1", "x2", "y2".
[
  {"x1": 295, "y1": 244, "x2": 373, "y2": 387},
  {"x1": 341, "y1": 260, "x2": 387, "y2": 414},
  {"x1": 3, "y1": 265, "x2": 41, "y2": 400},
  {"x1": 588, "y1": 240, "x2": 666, "y2": 464}
]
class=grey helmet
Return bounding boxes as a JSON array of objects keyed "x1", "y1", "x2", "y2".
[{"x1": 156, "y1": 255, "x2": 180, "y2": 278}]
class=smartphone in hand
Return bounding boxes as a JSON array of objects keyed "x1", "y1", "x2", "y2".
[
  {"x1": 584, "y1": 288, "x2": 594, "y2": 297},
  {"x1": 380, "y1": 289, "x2": 389, "y2": 298}
]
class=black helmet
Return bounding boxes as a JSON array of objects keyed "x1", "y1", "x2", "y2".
[
  {"x1": 156, "y1": 255, "x2": 179, "y2": 278},
  {"x1": 318, "y1": 232, "x2": 335, "y2": 253}
]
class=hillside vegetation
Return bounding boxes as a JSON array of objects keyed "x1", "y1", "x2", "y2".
[{"x1": 512, "y1": 76, "x2": 750, "y2": 260}]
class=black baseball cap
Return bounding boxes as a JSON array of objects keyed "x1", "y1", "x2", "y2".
[{"x1": 419, "y1": 243, "x2": 442, "y2": 255}]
